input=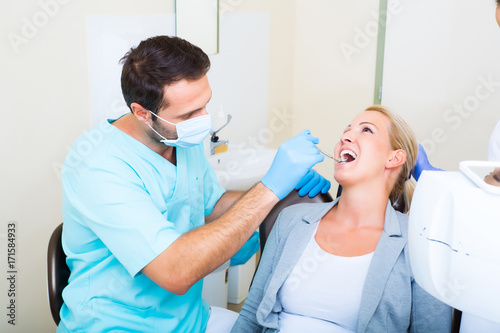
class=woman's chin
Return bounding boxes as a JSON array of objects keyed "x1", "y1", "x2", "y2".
[{"x1": 334, "y1": 173, "x2": 355, "y2": 188}]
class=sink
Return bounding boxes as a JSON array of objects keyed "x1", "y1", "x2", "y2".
[{"x1": 207, "y1": 145, "x2": 277, "y2": 191}]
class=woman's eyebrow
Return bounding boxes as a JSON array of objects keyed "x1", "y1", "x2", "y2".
[{"x1": 359, "y1": 121, "x2": 378, "y2": 129}]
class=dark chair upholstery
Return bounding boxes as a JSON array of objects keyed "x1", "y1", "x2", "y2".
[
  {"x1": 47, "y1": 223, "x2": 70, "y2": 325},
  {"x1": 451, "y1": 308, "x2": 462, "y2": 333},
  {"x1": 259, "y1": 190, "x2": 334, "y2": 252}
]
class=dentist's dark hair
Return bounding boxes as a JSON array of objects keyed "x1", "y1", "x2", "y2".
[{"x1": 120, "y1": 35, "x2": 210, "y2": 114}]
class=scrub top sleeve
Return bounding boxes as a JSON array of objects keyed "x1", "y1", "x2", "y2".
[{"x1": 73, "y1": 166, "x2": 181, "y2": 278}]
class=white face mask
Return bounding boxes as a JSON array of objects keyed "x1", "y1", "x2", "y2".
[{"x1": 148, "y1": 111, "x2": 212, "y2": 148}]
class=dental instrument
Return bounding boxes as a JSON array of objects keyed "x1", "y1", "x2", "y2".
[{"x1": 318, "y1": 147, "x2": 346, "y2": 163}]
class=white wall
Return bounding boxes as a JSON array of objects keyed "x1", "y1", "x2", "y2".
[
  {"x1": 291, "y1": 0, "x2": 381, "y2": 188},
  {"x1": 0, "y1": 0, "x2": 380, "y2": 331},
  {"x1": 382, "y1": 0, "x2": 500, "y2": 171},
  {"x1": 231, "y1": 0, "x2": 298, "y2": 146},
  {"x1": 206, "y1": 13, "x2": 270, "y2": 148},
  {"x1": 232, "y1": 0, "x2": 381, "y2": 189}
]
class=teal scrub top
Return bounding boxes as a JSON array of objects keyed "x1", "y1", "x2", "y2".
[{"x1": 58, "y1": 119, "x2": 225, "y2": 333}]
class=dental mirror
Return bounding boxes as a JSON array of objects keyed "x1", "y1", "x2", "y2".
[{"x1": 318, "y1": 147, "x2": 346, "y2": 163}]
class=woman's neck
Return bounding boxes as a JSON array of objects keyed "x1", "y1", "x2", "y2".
[
  {"x1": 333, "y1": 183, "x2": 389, "y2": 229},
  {"x1": 316, "y1": 183, "x2": 389, "y2": 256}
]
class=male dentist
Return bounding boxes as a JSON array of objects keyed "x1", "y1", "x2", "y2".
[{"x1": 58, "y1": 35, "x2": 330, "y2": 333}]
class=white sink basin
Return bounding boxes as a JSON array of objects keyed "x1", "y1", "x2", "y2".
[{"x1": 208, "y1": 145, "x2": 277, "y2": 191}]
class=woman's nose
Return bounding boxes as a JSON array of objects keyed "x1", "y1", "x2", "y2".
[{"x1": 340, "y1": 132, "x2": 353, "y2": 143}]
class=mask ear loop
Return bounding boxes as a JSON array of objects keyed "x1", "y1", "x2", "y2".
[
  {"x1": 149, "y1": 110, "x2": 176, "y2": 126},
  {"x1": 147, "y1": 110, "x2": 177, "y2": 142},
  {"x1": 148, "y1": 124, "x2": 169, "y2": 142}
]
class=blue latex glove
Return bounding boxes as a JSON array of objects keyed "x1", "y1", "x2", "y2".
[
  {"x1": 412, "y1": 144, "x2": 444, "y2": 181},
  {"x1": 295, "y1": 169, "x2": 331, "y2": 197},
  {"x1": 261, "y1": 129, "x2": 324, "y2": 200}
]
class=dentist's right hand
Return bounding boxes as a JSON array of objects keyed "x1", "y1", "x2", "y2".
[{"x1": 261, "y1": 129, "x2": 325, "y2": 200}]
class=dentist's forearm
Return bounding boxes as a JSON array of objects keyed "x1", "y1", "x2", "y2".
[
  {"x1": 142, "y1": 182, "x2": 278, "y2": 295},
  {"x1": 205, "y1": 190, "x2": 246, "y2": 223}
]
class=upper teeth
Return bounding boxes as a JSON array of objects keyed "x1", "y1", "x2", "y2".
[{"x1": 340, "y1": 149, "x2": 357, "y2": 161}]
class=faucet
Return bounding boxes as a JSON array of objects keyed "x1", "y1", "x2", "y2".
[{"x1": 210, "y1": 114, "x2": 232, "y2": 155}]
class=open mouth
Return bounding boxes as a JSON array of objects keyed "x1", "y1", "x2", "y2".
[{"x1": 339, "y1": 149, "x2": 357, "y2": 163}]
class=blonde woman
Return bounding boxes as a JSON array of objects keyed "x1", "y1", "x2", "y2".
[{"x1": 232, "y1": 106, "x2": 451, "y2": 333}]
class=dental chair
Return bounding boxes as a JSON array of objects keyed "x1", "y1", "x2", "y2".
[{"x1": 47, "y1": 223, "x2": 70, "y2": 325}]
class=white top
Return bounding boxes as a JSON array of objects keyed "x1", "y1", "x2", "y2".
[
  {"x1": 277, "y1": 226, "x2": 374, "y2": 333},
  {"x1": 488, "y1": 119, "x2": 500, "y2": 162}
]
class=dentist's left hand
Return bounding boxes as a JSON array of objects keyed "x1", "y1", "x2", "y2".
[
  {"x1": 295, "y1": 169, "x2": 331, "y2": 197},
  {"x1": 261, "y1": 129, "x2": 325, "y2": 200}
]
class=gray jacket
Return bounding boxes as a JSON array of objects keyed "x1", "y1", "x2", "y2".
[{"x1": 232, "y1": 199, "x2": 451, "y2": 333}]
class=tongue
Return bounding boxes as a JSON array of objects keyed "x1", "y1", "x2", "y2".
[{"x1": 346, "y1": 155, "x2": 355, "y2": 162}]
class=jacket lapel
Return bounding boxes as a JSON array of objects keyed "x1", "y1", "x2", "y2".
[
  {"x1": 356, "y1": 201, "x2": 407, "y2": 332},
  {"x1": 269, "y1": 201, "x2": 337, "y2": 293},
  {"x1": 257, "y1": 201, "x2": 336, "y2": 325}
]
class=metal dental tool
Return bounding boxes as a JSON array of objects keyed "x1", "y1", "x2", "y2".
[{"x1": 318, "y1": 147, "x2": 346, "y2": 163}]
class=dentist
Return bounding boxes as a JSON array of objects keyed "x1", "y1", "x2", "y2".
[{"x1": 59, "y1": 35, "x2": 330, "y2": 333}]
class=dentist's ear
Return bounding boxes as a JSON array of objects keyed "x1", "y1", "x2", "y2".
[
  {"x1": 130, "y1": 102, "x2": 151, "y2": 123},
  {"x1": 386, "y1": 149, "x2": 407, "y2": 169}
]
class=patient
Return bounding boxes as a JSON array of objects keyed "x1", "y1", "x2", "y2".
[{"x1": 232, "y1": 106, "x2": 451, "y2": 332}]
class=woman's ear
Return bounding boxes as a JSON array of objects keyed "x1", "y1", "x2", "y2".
[
  {"x1": 386, "y1": 149, "x2": 407, "y2": 169},
  {"x1": 130, "y1": 102, "x2": 150, "y2": 124}
]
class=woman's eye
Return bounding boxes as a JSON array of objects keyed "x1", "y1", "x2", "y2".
[{"x1": 362, "y1": 127, "x2": 373, "y2": 133}]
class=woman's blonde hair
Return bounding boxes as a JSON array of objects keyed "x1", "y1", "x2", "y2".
[{"x1": 365, "y1": 106, "x2": 418, "y2": 213}]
